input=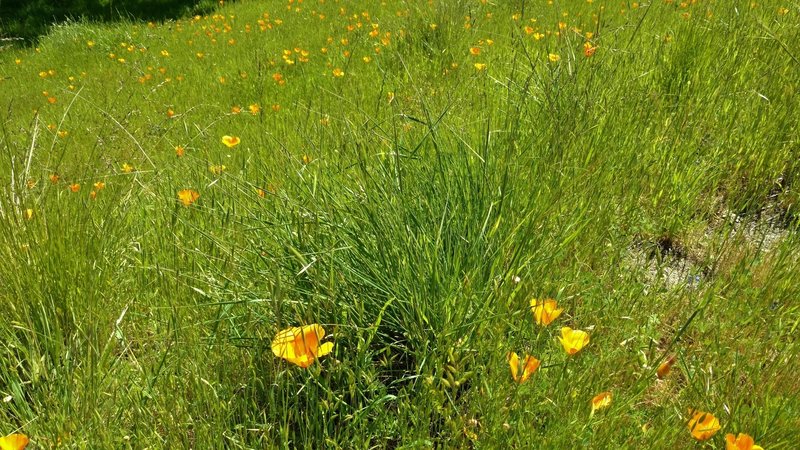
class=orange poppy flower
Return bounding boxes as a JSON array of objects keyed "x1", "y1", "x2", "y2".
[
  {"x1": 49, "y1": 174, "x2": 60, "y2": 184},
  {"x1": 590, "y1": 391, "x2": 612, "y2": 414},
  {"x1": 688, "y1": 410, "x2": 721, "y2": 441},
  {"x1": 530, "y1": 298, "x2": 563, "y2": 326},
  {"x1": 69, "y1": 183, "x2": 80, "y2": 192},
  {"x1": 657, "y1": 355, "x2": 676, "y2": 379},
  {"x1": 725, "y1": 433, "x2": 763, "y2": 450},
  {"x1": 221, "y1": 135, "x2": 240, "y2": 148},
  {"x1": 271, "y1": 324, "x2": 334, "y2": 368},
  {"x1": 507, "y1": 352, "x2": 540, "y2": 383},
  {"x1": 0, "y1": 433, "x2": 29, "y2": 450},
  {"x1": 558, "y1": 327, "x2": 589, "y2": 355},
  {"x1": 177, "y1": 189, "x2": 200, "y2": 207}
]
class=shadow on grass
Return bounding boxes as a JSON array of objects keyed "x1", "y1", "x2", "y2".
[{"x1": 0, "y1": 0, "x2": 219, "y2": 44}]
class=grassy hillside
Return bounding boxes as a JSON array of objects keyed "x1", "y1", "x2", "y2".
[{"x1": 1, "y1": 0, "x2": 799, "y2": 448}]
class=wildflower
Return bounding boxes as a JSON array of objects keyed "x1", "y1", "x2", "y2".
[
  {"x1": 332, "y1": 68, "x2": 345, "y2": 77},
  {"x1": 474, "y1": 63, "x2": 487, "y2": 71},
  {"x1": 93, "y1": 181, "x2": 105, "y2": 190},
  {"x1": 583, "y1": 42, "x2": 597, "y2": 57},
  {"x1": 507, "y1": 352, "x2": 540, "y2": 383},
  {"x1": 530, "y1": 299, "x2": 563, "y2": 326},
  {"x1": 558, "y1": 327, "x2": 589, "y2": 355},
  {"x1": 57, "y1": 131, "x2": 68, "y2": 138},
  {"x1": 231, "y1": 106, "x2": 242, "y2": 114},
  {"x1": 177, "y1": 189, "x2": 200, "y2": 207},
  {"x1": 69, "y1": 183, "x2": 80, "y2": 192},
  {"x1": 167, "y1": 109, "x2": 175, "y2": 118},
  {"x1": 469, "y1": 46, "x2": 481, "y2": 55},
  {"x1": 175, "y1": 146, "x2": 185, "y2": 157},
  {"x1": 209, "y1": 164, "x2": 227, "y2": 175},
  {"x1": 90, "y1": 190, "x2": 97, "y2": 200},
  {"x1": 121, "y1": 163, "x2": 134, "y2": 173},
  {"x1": 49, "y1": 174, "x2": 60, "y2": 184},
  {"x1": 725, "y1": 433, "x2": 763, "y2": 450},
  {"x1": 657, "y1": 355, "x2": 676, "y2": 379},
  {"x1": 271, "y1": 324, "x2": 334, "y2": 368},
  {"x1": 688, "y1": 410, "x2": 721, "y2": 441},
  {"x1": 0, "y1": 433, "x2": 29, "y2": 450},
  {"x1": 302, "y1": 154, "x2": 312, "y2": 165},
  {"x1": 590, "y1": 391, "x2": 612, "y2": 414},
  {"x1": 248, "y1": 104, "x2": 261, "y2": 115},
  {"x1": 24, "y1": 209, "x2": 34, "y2": 220},
  {"x1": 548, "y1": 53, "x2": 561, "y2": 62},
  {"x1": 221, "y1": 135, "x2": 241, "y2": 148}
]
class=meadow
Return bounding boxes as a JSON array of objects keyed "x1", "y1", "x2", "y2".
[{"x1": 0, "y1": 0, "x2": 799, "y2": 448}]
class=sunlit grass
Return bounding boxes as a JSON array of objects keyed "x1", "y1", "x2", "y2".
[{"x1": 1, "y1": 0, "x2": 798, "y2": 448}]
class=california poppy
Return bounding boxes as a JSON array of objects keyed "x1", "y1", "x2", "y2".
[
  {"x1": 558, "y1": 327, "x2": 589, "y2": 355},
  {"x1": 177, "y1": 189, "x2": 200, "y2": 207},
  {"x1": 221, "y1": 135, "x2": 240, "y2": 148},
  {"x1": 590, "y1": 391, "x2": 612, "y2": 414},
  {"x1": 271, "y1": 324, "x2": 334, "y2": 368},
  {"x1": 69, "y1": 183, "x2": 80, "y2": 192},
  {"x1": 688, "y1": 410, "x2": 721, "y2": 441},
  {"x1": 725, "y1": 433, "x2": 763, "y2": 450},
  {"x1": 657, "y1": 355, "x2": 676, "y2": 379},
  {"x1": 530, "y1": 298, "x2": 563, "y2": 326},
  {"x1": 507, "y1": 352, "x2": 540, "y2": 383},
  {"x1": 0, "y1": 434, "x2": 29, "y2": 450}
]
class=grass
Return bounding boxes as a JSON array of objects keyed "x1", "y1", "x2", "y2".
[{"x1": 1, "y1": 0, "x2": 799, "y2": 448}]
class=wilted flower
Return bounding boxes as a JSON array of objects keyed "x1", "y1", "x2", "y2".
[
  {"x1": 0, "y1": 433, "x2": 29, "y2": 450},
  {"x1": 177, "y1": 189, "x2": 200, "y2": 207},
  {"x1": 558, "y1": 327, "x2": 589, "y2": 355},
  {"x1": 725, "y1": 433, "x2": 763, "y2": 450},
  {"x1": 688, "y1": 410, "x2": 721, "y2": 441},
  {"x1": 590, "y1": 391, "x2": 612, "y2": 414},
  {"x1": 209, "y1": 164, "x2": 227, "y2": 175},
  {"x1": 271, "y1": 324, "x2": 334, "y2": 368},
  {"x1": 507, "y1": 352, "x2": 540, "y2": 383},
  {"x1": 530, "y1": 298, "x2": 563, "y2": 326}
]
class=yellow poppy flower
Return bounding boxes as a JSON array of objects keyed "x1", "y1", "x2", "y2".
[
  {"x1": 688, "y1": 410, "x2": 721, "y2": 441},
  {"x1": 530, "y1": 298, "x2": 563, "y2": 326},
  {"x1": 725, "y1": 433, "x2": 763, "y2": 450},
  {"x1": 507, "y1": 352, "x2": 540, "y2": 383},
  {"x1": 271, "y1": 324, "x2": 334, "y2": 368},
  {"x1": 590, "y1": 391, "x2": 612, "y2": 414},
  {"x1": 177, "y1": 189, "x2": 200, "y2": 207},
  {"x1": 558, "y1": 327, "x2": 589, "y2": 355},
  {"x1": 221, "y1": 135, "x2": 241, "y2": 148},
  {"x1": 0, "y1": 434, "x2": 29, "y2": 450}
]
